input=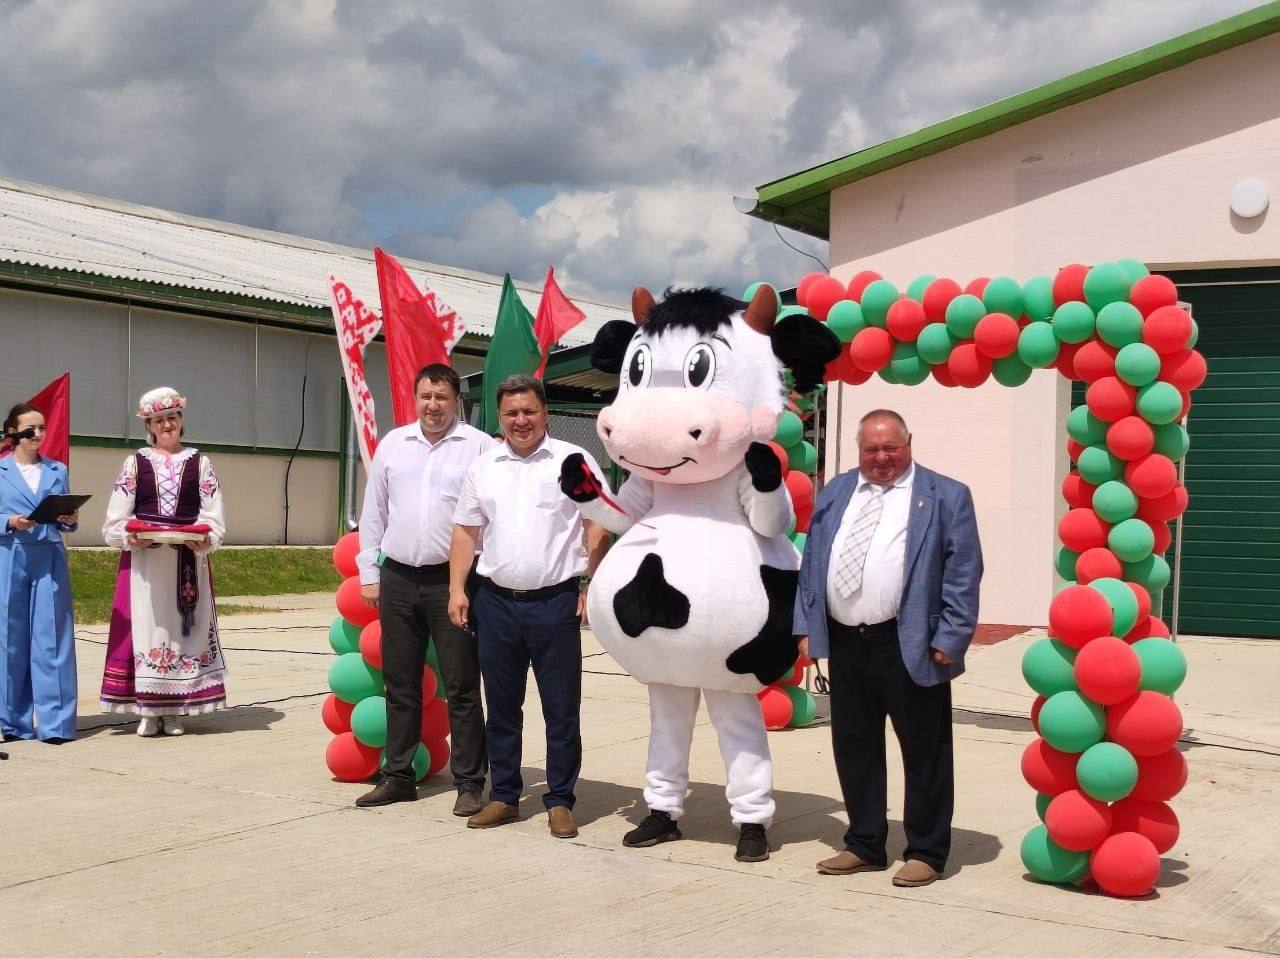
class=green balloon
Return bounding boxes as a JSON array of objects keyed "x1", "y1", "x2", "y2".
[
  {"x1": 1039, "y1": 691, "x2": 1105, "y2": 753},
  {"x1": 783, "y1": 684, "x2": 817, "y2": 727},
  {"x1": 1115, "y1": 342, "x2": 1161, "y2": 387},
  {"x1": 1084, "y1": 262, "x2": 1132, "y2": 311},
  {"x1": 787, "y1": 440, "x2": 817, "y2": 474},
  {"x1": 1134, "y1": 637, "x2": 1187, "y2": 694},
  {"x1": 1021, "y1": 824, "x2": 1091, "y2": 884},
  {"x1": 1152, "y1": 422, "x2": 1190, "y2": 461},
  {"x1": 1109, "y1": 517, "x2": 1155, "y2": 563},
  {"x1": 329, "y1": 617, "x2": 361, "y2": 655},
  {"x1": 916, "y1": 322, "x2": 957, "y2": 364},
  {"x1": 825, "y1": 300, "x2": 866, "y2": 343},
  {"x1": 789, "y1": 532, "x2": 808, "y2": 553},
  {"x1": 1077, "y1": 445, "x2": 1124, "y2": 485},
  {"x1": 425, "y1": 640, "x2": 439, "y2": 669},
  {"x1": 350, "y1": 695, "x2": 388, "y2": 748},
  {"x1": 1021, "y1": 638, "x2": 1079, "y2": 697},
  {"x1": 890, "y1": 341, "x2": 930, "y2": 385},
  {"x1": 1093, "y1": 480, "x2": 1138, "y2": 523},
  {"x1": 1067, "y1": 406, "x2": 1109, "y2": 446},
  {"x1": 906, "y1": 274, "x2": 935, "y2": 303},
  {"x1": 1114, "y1": 258, "x2": 1150, "y2": 284},
  {"x1": 1018, "y1": 322, "x2": 1060, "y2": 367},
  {"x1": 381, "y1": 742, "x2": 430, "y2": 781},
  {"x1": 1124, "y1": 553, "x2": 1171, "y2": 593},
  {"x1": 945, "y1": 293, "x2": 986, "y2": 339},
  {"x1": 993, "y1": 354, "x2": 1033, "y2": 386},
  {"x1": 1096, "y1": 301, "x2": 1144, "y2": 348},
  {"x1": 1137, "y1": 381, "x2": 1183, "y2": 425},
  {"x1": 860, "y1": 279, "x2": 900, "y2": 328},
  {"x1": 1187, "y1": 318, "x2": 1200, "y2": 348},
  {"x1": 1089, "y1": 576, "x2": 1140, "y2": 637},
  {"x1": 983, "y1": 276, "x2": 1024, "y2": 318},
  {"x1": 1035, "y1": 792, "x2": 1053, "y2": 822},
  {"x1": 778, "y1": 305, "x2": 811, "y2": 320},
  {"x1": 1052, "y1": 301, "x2": 1096, "y2": 344},
  {"x1": 1056, "y1": 547, "x2": 1080, "y2": 581},
  {"x1": 1076, "y1": 741, "x2": 1138, "y2": 802},
  {"x1": 328, "y1": 652, "x2": 383, "y2": 705},
  {"x1": 774, "y1": 411, "x2": 804, "y2": 447},
  {"x1": 432, "y1": 665, "x2": 446, "y2": 701},
  {"x1": 877, "y1": 365, "x2": 901, "y2": 385},
  {"x1": 742, "y1": 282, "x2": 782, "y2": 312},
  {"x1": 1022, "y1": 275, "x2": 1056, "y2": 322}
]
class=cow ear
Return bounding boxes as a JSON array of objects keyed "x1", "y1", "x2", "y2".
[
  {"x1": 770, "y1": 314, "x2": 842, "y2": 393},
  {"x1": 632, "y1": 287, "x2": 656, "y2": 327},
  {"x1": 743, "y1": 283, "x2": 777, "y2": 335},
  {"x1": 590, "y1": 320, "x2": 637, "y2": 374}
]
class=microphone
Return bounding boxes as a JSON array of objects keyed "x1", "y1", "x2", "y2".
[{"x1": 5, "y1": 427, "x2": 37, "y2": 442}]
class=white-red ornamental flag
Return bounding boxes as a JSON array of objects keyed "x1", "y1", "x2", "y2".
[
  {"x1": 424, "y1": 282, "x2": 465, "y2": 355},
  {"x1": 328, "y1": 274, "x2": 382, "y2": 469}
]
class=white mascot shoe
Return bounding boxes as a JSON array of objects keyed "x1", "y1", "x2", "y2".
[
  {"x1": 137, "y1": 716, "x2": 161, "y2": 737},
  {"x1": 162, "y1": 716, "x2": 185, "y2": 736}
]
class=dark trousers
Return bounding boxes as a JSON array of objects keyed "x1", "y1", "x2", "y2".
[
  {"x1": 379, "y1": 559, "x2": 486, "y2": 790},
  {"x1": 474, "y1": 581, "x2": 582, "y2": 809},
  {"x1": 827, "y1": 617, "x2": 954, "y2": 871}
]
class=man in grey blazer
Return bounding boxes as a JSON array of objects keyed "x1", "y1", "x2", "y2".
[{"x1": 794, "y1": 409, "x2": 982, "y2": 888}]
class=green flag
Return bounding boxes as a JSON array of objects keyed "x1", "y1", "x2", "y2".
[{"x1": 481, "y1": 274, "x2": 541, "y2": 434}]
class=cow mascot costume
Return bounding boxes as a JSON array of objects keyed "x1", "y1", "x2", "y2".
[{"x1": 559, "y1": 285, "x2": 840, "y2": 862}]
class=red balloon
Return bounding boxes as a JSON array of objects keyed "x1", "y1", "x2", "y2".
[
  {"x1": 930, "y1": 363, "x2": 958, "y2": 388},
  {"x1": 1110, "y1": 798, "x2": 1180, "y2": 855},
  {"x1": 948, "y1": 343, "x2": 993, "y2": 388},
  {"x1": 1058, "y1": 509, "x2": 1111, "y2": 554},
  {"x1": 1066, "y1": 439, "x2": 1086, "y2": 463},
  {"x1": 1127, "y1": 582, "x2": 1152, "y2": 625},
  {"x1": 1031, "y1": 695, "x2": 1047, "y2": 735},
  {"x1": 425, "y1": 736, "x2": 450, "y2": 776},
  {"x1": 1073, "y1": 340, "x2": 1118, "y2": 384},
  {"x1": 1131, "y1": 747, "x2": 1187, "y2": 802},
  {"x1": 1129, "y1": 274, "x2": 1177, "y2": 317},
  {"x1": 846, "y1": 270, "x2": 883, "y2": 302},
  {"x1": 843, "y1": 364, "x2": 874, "y2": 385},
  {"x1": 1124, "y1": 614, "x2": 1171, "y2": 644},
  {"x1": 1062, "y1": 473, "x2": 1097, "y2": 509},
  {"x1": 758, "y1": 686, "x2": 794, "y2": 730},
  {"x1": 1074, "y1": 636, "x2": 1141, "y2": 705},
  {"x1": 1145, "y1": 616, "x2": 1171, "y2": 639},
  {"x1": 421, "y1": 663, "x2": 439, "y2": 702},
  {"x1": 1136, "y1": 484, "x2": 1188, "y2": 523},
  {"x1": 1091, "y1": 832, "x2": 1160, "y2": 897},
  {"x1": 805, "y1": 277, "x2": 847, "y2": 321},
  {"x1": 886, "y1": 298, "x2": 928, "y2": 341},
  {"x1": 1124, "y1": 454, "x2": 1177, "y2": 499},
  {"x1": 1021, "y1": 738, "x2": 1079, "y2": 795},
  {"x1": 1055, "y1": 342, "x2": 1084, "y2": 381},
  {"x1": 793, "y1": 501, "x2": 813, "y2": 533},
  {"x1": 1052, "y1": 264, "x2": 1089, "y2": 306},
  {"x1": 785, "y1": 471, "x2": 814, "y2": 510},
  {"x1": 1075, "y1": 547, "x2": 1122, "y2": 584},
  {"x1": 964, "y1": 277, "x2": 990, "y2": 298},
  {"x1": 1143, "y1": 305, "x2": 1193, "y2": 355},
  {"x1": 923, "y1": 278, "x2": 962, "y2": 324},
  {"x1": 421, "y1": 693, "x2": 450, "y2": 742},
  {"x1": 850, "y1": 327, "x2": 894, "y2": 372},
  {"x1": 796, "y1": 272, "x2": 828, "y2": 307},
  {"x1": 1178, "y1": 389, "x2": 1192, "y2": 421},
  {"x1": 780, "y1": 660, "x2": 805, "y2": 687},
  {"x1": 1086, "y1": 377, "x2": 1137, "y2": 422},
  {"x1": 1046, "y1": 789, "x2": 1114, "y2": 852},
  {"x1": 359, "y1": 620, "x2": 383, "y2": 670},
  {"x1": 333, "y1": 531, "x2": 361, "y2": 578},
  {"x1": 326, "y1": 731, "x2": 381, "y2": 782},
  {"x1": 765, "y1": 441, "x2": 790, "y2": 476},
  {"x1": 321, "y1": 693, "x2": 355, "y2": 735},
  {"x1": 1160, "y1": 349, "x2": 1207, "y2": 393},
  {"x1": 1049, "y1": 583, "x2": 1114, "y2": 649},
  {"x1": 1107, "y1": 691, "x2": 1183, "y2": 756},
  {"x1": 336, "y1": 576, "x2": 378, "y2": 627},
  {"x1": 1148, "y1": 520, "x2": 1172, "y2": 555},
  {"x1": 973, "y1": 313, "x2": 1020, "y2": 359},
  {"x1": 1106, "y1": 417, "x2": 1155, "y2": 461}
]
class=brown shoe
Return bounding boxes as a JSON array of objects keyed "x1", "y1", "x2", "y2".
[
  {"x1": 467, "y1": 801, "x2": 519, "y2": 829},
  {"x1": 548, "y1": 806, "x2": 578, "y2": 839},
  {"x1": 892, "y1": 859, "x2": 941, "y2": 887},
  {"x1": 354, "y1": 779, "x2": 418, "y2": 808},
  {"x1": 816, "y1": 850, "x2": 887, "y2": 876},
  {"x1": 453, "y1": 791, "x2": 485, "y2": 817}
]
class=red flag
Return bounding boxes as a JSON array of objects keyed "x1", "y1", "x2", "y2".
[
  {"x1": 374, "y1": 248, "x2": 451, "y2": 427},
  {"x1": 14, "y1": 373, "x2": 71, "y2": 465},
  {"x1": 534, "y1": 266, "x2": 587, "y2": 378}
]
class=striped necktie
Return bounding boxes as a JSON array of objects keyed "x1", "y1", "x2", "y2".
[{"x1": 833, "y1": 484, "x2": 887, "y2": 599}]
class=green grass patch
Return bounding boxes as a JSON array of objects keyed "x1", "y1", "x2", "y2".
[{"x1": 69, "y1": 547, "x2": 341, "y2": 624}]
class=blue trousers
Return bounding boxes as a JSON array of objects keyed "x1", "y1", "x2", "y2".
[
  {"x1": 475, "y1": 583, "x2": 582, "y2": 809},
  {"x1": 0, "y1": 541, "x2": 78, "y2": 740}
]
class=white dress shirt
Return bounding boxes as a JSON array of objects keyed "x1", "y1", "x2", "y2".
[
  {"x1": 826, "y1": 463, "x2": 916, "y2": 626},
  {"x1": 357, "y1": 419, "x2": 496, "y2": 583},
  {"x1": 17, "y1": 461, "x2": 41, "y2": 492},
  {"x1": 454, "y1": 434, "x2": 601, "y2": 590}
]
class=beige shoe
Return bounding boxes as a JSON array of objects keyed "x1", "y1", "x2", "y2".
[
  {"x1": 892, "y1": 859, "x2": 941, "y2": 887},
  {"x1": 816, "y1": 850, "x2": 887, "y2": 875},
  {"x1": 467, "y1": 801, "x2": 519, "y2": 829},
  {"x1": 548, "y1": 806, "x2": 578, "y2": 839}
]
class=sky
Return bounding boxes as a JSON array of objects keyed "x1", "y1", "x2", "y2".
[{"x1": 0, "y1": 0, "x2": 1264, "y2": 304}]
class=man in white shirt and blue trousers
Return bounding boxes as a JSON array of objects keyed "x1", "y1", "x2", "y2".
[
  {"x1": 354, "y1": 364, "x2": 496, "y2": 812},
  {"x1": 449, "y1": 374, "x2": 608, "y2": 840},
  {"x1": 794, "y1": 409, "x2": 982, "y2": 889}
]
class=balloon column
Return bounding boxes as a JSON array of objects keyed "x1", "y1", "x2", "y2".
[{"x1": 323, "y1": 532, "x2": 451, "y2": 783}]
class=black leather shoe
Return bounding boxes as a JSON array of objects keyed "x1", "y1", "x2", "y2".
[
  {"x1": 453, "y1": 790, "x2": 485, "y2": 817},
  {"x1": 623, "y1": 810, "x2": 682, "y2": 848},
  {"x1": 735, "y1": 824, "x2": 770, "y2": 863},
  {"x1": 355, "y1": 778, "x2": 418, "y2": 808}
]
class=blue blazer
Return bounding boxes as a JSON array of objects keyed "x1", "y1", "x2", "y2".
[
  {"x1": 793, "y1": 463, "x2": 983, "y2": 686},
  {"x1": 0, "y1": 456, "x2": 77, "y2": 544}
]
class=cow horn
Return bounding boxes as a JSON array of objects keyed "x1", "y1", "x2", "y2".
[
  {"x1": 743, "y1": 283, "x2": 777, "y2": 335},
  {"x1": 631, "y1": 287, "x2": 656, "y2": 327}
]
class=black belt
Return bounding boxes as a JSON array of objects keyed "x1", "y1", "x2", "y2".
[
  {"x1": 382, "y1": 557, "x2": 450, "y2": 583},
  {"x1": 830, "y1": 617, "x2": 898, "y2": 639},
  {"x1": 481, "y1": 577, "x2": 579, "y2": 602}
]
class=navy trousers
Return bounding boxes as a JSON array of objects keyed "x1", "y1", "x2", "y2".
[{"x1": 475, "y1": 582, "x2": 582, "y2": 809}]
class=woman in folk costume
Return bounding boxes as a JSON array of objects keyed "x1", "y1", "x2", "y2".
[
  {"x1": 100, "y1": 387, "x2": 228, "y2": 736},
  {"x1": 0, "y1": 403, "x2": 80, "y2": 743}
]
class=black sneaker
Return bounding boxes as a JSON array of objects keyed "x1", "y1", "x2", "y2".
[
  {"x1": 735, "y1": 824, "x2": 770, "y2": 862},
  {"x1": 354, "y1": 778, "x2": 418, "y2": 808},
  {"x1": 623, "y1": 810, "x2": 682, "y2": 848}
]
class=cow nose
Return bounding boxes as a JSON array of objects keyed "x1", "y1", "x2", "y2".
[
  {"x1": 689, "y1": 429, "x2": 702, "y2": 441},
  {"x1": 602, "y1": 423, "x2": 613, "y2": 439}
]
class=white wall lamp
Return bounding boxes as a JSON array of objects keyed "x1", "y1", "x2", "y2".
[{"x1": 1229, "y1": 178, "x2": 1270, "y2": 219}]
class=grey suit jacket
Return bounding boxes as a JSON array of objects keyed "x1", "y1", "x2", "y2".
[{"x1": 792, "y1": 463, "x2": 983, "y2": 686}]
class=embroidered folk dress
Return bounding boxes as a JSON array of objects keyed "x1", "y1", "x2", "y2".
[{"x1": 100, "y1": 448, "x2": 228, "y2": 716}]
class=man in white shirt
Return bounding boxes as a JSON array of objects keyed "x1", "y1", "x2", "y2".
[
  {"x1": 353, "y1": 364, "x2": 496, "y2": 812},
  {"x1": 448, "y1": 374, "x2": 609, "y2": 839}
]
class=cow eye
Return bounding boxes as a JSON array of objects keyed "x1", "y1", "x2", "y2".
[
  {"x1": 683, "y1": 343, "x2": 716, "y2": 389},
  {"x1": 626, "y1": 344, "x2": 653, "y2": 389}
]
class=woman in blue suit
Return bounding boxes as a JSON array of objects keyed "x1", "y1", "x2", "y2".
[{"x1": 0, "y1": 403, "x2": 79, "y2": 743}]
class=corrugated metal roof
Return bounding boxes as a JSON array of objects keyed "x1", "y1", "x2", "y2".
[{"x1": 0, "y1": 175, "x2": 627, "y2": 345}]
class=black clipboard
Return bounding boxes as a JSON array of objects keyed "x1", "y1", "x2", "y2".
[{"x1": 27, "y1": 494, "x2": 92, "y2": 525}]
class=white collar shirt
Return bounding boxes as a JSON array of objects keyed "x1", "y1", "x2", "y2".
[
  {"x1": 357, "y1": 419, "x2": 497, "y2": 583},
  {"x1": 454, "y1": 434, "x2": 602, "y2": 590},
  {"x1": 825, "y1": 463, "x2": 916, "y2": 627}
]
